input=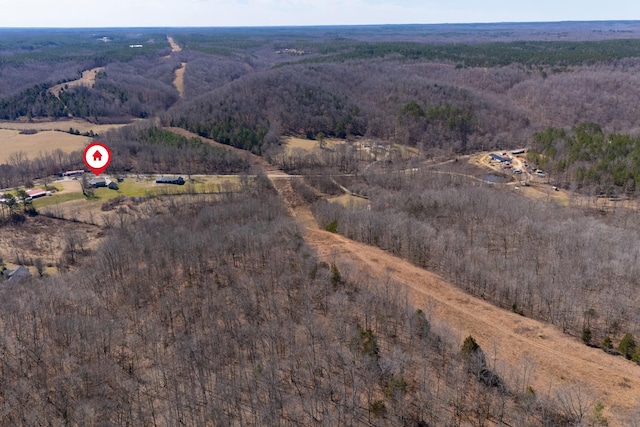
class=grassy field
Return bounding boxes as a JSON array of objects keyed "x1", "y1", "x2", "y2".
[{"x1": 0, "y1": 129, "x2": 90, "y2": 163}]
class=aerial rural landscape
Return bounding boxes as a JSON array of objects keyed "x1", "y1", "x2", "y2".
[{"x1": 3, "y1": 18, "x2": 640, "y2": 426}]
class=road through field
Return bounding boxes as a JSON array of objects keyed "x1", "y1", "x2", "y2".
[{"x1": 269, "y1": 176, "x2": 640, "y2": 426}]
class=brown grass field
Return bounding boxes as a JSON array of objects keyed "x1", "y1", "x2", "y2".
[{"x1": 0, "y1": 129, "x2": 90, "y2": 163}]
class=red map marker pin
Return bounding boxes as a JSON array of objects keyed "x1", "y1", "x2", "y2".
[{"x1": 83, "y1": 142, "x2": 112, "y2": 176}]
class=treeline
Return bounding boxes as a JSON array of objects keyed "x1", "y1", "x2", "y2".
[
  {"x1": 311, "y1": 168, "x2": 640, "y2": 351},
  {"x1": 0, "y1": 185, "x2": 573, "y2": 425},
  {"x1": 290, "y1": 39, "x2": 640, "y2": 67},
  {"x1": 529, "y1": 122, "x2": 640, "y2": 195}
]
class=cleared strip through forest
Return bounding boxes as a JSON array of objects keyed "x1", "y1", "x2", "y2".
[{"x1": 269, "y1": 176, "x2": 640, "y2": 426}]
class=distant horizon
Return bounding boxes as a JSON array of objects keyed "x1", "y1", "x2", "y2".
[
  {"x1": 3, "y1": 0, "x2": 640, "y2": 28},
  {"x1": 2, "y1": 19, "x2": 640, "y2": 30}
]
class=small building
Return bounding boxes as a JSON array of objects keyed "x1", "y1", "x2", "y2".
[
  {"x1": 510, "y1": 149, "x2": 526, "y2": 155},
  {"x1": 489, "y1": 153, "x2": 507, "y2": 163},
  {"x1": 156, "y1": 176, "x2": 185, "y2": 185},
  {"x1": 3, "y1": 266, "x2": 30, "y2": 283},
  {"x1": 26, "y1": 189, "x2": 48, "y2": 199},
  {"x1": 89, "y1": 178, "x2": 118, "y2": 190},
  {"x1": 88, "y1": 178, "x2": 107, "y2": 188},
  {"x1": 63, "y1": 170, "x2": 85, "y2": 177}
]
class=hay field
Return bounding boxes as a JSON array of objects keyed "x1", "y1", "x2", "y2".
[{"x1": 0, "y1": 129, "x2": 90, "y2": 163}]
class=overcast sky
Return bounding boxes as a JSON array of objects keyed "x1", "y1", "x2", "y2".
[{"x1": 2, "y1": 0, "x2": 640, "y2": 27}]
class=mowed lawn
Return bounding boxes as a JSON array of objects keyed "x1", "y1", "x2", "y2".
[{"x1": 0, "y1": 129, "x2": 90, "y2": 163}]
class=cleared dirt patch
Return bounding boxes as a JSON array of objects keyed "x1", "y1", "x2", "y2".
[
  {"x1": 0, "y1": 129, "x2": 90, "y2": 163},
  {"x1": 174, "y1": 62, "x2": 187, "y2": 98},
  {"x1": 48, "y1": 67, "x2": 104, "y2": 98}
]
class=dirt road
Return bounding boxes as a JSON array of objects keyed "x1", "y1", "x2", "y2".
[
  {"x1": 48, "y1": 67, "x2": 104, "y2": 98},
  {"x1": 167, "y1": 36, "x2": 182, "y2": 52},
  {"x1": 173, "y1": 63, "x2": 187, "y2": 98},
  {"x1": 269, "y1": 176, "x2": 640, "y2": 426}
]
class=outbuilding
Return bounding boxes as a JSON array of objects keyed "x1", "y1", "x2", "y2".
[
  {"x1": 3, "y1": 266, "x2": 30, "y2": 283},
  {"x1": 489, "y1": 153, "x2": 507, "y2": 163},
  {"x1": 26, "y1": 189, "x2": 48, "y2": 199},
  {"x1": 156, "y1": 176, "x2": 185, "y2": 185}
]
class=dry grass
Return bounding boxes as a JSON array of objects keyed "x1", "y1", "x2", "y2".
[
  {"x1": 328, "y1": 194, "x2": 369, "y2": 208},
  {"x1": 283, "y1": 136, "x2": 345, "y2": 153},
  {"x1": 0, "y1": 215, "x2": 104, "y2": 274},
  {"x1": 0, "y1": 129, "x2": 90, "y2": 163}
]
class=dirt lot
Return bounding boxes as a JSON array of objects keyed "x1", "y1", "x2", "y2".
[
  {"x1": 269, "y1": 175, "x2": 640, "y2": 427},
  {"x1": 0, "y1": 129, "x2": 90, "y2": 163}
]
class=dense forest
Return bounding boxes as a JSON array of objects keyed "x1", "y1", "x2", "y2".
[{"x1": 0, "y1": 185, "x2": 574, "y2": 426}]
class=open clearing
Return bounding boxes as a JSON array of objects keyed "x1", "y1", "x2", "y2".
[
  {"x1": 48, "y1": 67, "x2": 104, "y2": 98},
  {"x1": 0, "y1": 129, "x2": 90, "y2": 163},
  {"x1": 284, "y1": 136, "x2": 344, "y2": 154},
  {"x1": 327, "y1": 194, "x2": 368, "y2": 207},
  {"x1": 269, "y1": 174, "x2": 640, "y2": 426}
]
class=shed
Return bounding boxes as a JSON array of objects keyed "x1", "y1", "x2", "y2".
[
  {"x1": 156, "y1": 176, "x2": 185, "y2": 185},
  {"x1": 26, "y1": 189, "x2": 47, "y2": 199},
  {"x1": 4, "y1": 266, "x2": 30, "y2": 282},
  {"x1": 88, "y1": 178, "x2": 107, "y2": 188}
]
